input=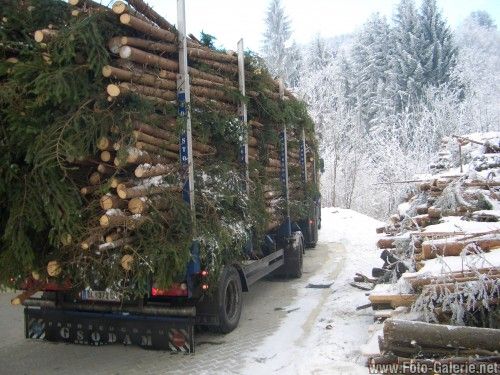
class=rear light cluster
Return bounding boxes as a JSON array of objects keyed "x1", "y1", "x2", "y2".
[
  {"x1": 200, "y1": 270, "x2": 209, "y2": 291},
  {"x1": 151, "y1": 282, "x2": 188, "y2": 297}
]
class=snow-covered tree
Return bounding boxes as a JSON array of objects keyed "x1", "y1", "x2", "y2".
[
  {"x1": 391, "y1": 0, "x2": 424, "y2": 111},
  {"x1": 261, "y1": 0, "x2": 292, "y2": 80},
  {"x1": 418, "y1": 0, "x2": 457, "y2": 89},
  {"x1": 351, "y1": 13, "x2": 394, "y2": 132}
]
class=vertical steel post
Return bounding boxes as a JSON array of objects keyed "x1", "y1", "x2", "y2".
[
  {"x1": 300, "y1": 128, "x2": 307, "y2": 186},
  {"x1": 278, "y1": 78, "x2": 291, "y2": 237},
  {"x1": 237, "y1": 39, "x2": 249, "y2": 194},
  {"x1": 177, "y1": 0, "x2": 194, "y2": 213}
]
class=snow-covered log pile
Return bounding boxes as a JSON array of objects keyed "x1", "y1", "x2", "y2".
[
  {"x1": 0, "y1": 0, "x2": 318, "y2": 300},
  {"x1": 355, "y1": 133, "x2": 500, "y2": 368}
]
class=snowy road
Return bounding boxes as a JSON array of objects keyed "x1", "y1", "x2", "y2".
[{"x1": 0, "y1": 208, "x2": 382, "y2": 374}]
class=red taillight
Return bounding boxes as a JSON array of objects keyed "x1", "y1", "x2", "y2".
[
  {"x1": 309, "y1": 219, "x2": 314, "y2": 225},
  {"x1": 201, "y1": 284, "x2": 209, "y2": 291},
  {"x1": 201, "y1": 270, "x2": 208, "y2": 277},
  {"x1": 151, "y1": 283, "x2": 188, "y2": 297}
]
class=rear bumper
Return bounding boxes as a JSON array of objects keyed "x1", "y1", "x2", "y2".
[{"x1": 25, "y1": 306, "x2": 195, "y2": 352}]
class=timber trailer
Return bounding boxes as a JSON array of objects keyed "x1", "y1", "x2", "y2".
[{"x1": 21, "y1": 0, "x2": 321, "y2": 353}]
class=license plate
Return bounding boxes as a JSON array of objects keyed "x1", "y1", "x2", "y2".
[{"x1": 80, "y1": 289, "x2": 121, "y2": 302}]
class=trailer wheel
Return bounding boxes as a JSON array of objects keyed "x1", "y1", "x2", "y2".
[
  {"x1": 213, "y1": 266, "x2": 242, "y2": 334},
  {"x1": 280, "y1": 233, "x2": 304, "y2": 278}
]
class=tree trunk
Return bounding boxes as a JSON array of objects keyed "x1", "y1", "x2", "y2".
[
  {"x1": 421, "y1": 234, "x2": 500, "y2": 259},
  {"x1": 116, "y1": 183, "x2": 181, "y2": 199},
  {"x1": 102, "y1": 65, "x2": 176, "y2": 91},
  {"x1": 383, "y1": 319, "x2": 500, "y2": 353},
  {"x1": 100, "y1": 194, "x2": 127, "y2": 210},
  {"x1": 119, "y1": 14, "x2": 176, "y2": 44},
  {"x1": 134, "y1": 163, "x2": 176, "y2": 178},
  {"x1": 107, "y1": 82, "x2": 176, "y2": 102},
  {"x1": 125, "y1": 0, "x2": 175, "y2": 32}
]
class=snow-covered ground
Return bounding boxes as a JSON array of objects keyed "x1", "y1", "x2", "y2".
[{"x1": 242, "y1": 208, "x2": 384, "y2": 375}]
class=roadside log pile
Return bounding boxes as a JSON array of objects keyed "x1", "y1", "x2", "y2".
[
  {"x1": 355, "y1": 133, "x2": 500, "y2": 368},
  {"x1": 0, "y1": 0, "x2": 318, "y2": 299}
]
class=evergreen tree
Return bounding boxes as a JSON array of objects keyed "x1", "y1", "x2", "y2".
[
  {"x1": 285, "y1": 41, "x2": 303, "y2": 88},
  {"x1": 468, "y1": 10, "x2": 497, "y2": 29},
  {"x1": 418, "y1": 0, "x2": 457, "y2": 88},
  {"x1": 391, "y1": 0, "x2": 424, "y2": 111},
  {"x1": 351, "y1": 13, "x2": 393, "y2": 132},
  {"x1": 307, "y1": 34, "x2": 331, "y2": 71},
  {"x1": 261, "y1": 0, "x2": 292, "y2": 80}
]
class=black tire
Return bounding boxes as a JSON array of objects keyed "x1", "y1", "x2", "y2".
[
  {"x1": 281, "y1": 234, "x2": 303, "y2": 278},
  {"x1": 213, "y1": 266, "x2": 243, "y2": 334},
  {"x1": 306, "y1": 241, "x2": 317, "y2": 249}
]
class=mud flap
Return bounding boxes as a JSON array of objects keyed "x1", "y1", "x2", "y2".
[{"x1": 25, "y1": 308, "x2": 195, "y2": 353}]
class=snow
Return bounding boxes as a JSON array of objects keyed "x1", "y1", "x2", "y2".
[
  {"x1": 242, "y1": 208, "x2": 384, "y2": 375},
  {"x1": 402, "y1": 249, "x2": 500, "y2": 279},
  {"x1": 423, "y1": 216, "x2": 500, "y2": 234}
]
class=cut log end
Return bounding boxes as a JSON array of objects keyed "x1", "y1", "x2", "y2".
[
  {"x1": 102, "y1": 65, "x2": 113, "y2": 77},
  {"x1": 107, "y1": 84, "x2": 121, "y2": 97},
  {"x1": 100, "y1": 151, "x2": 112, "y2": 162},
  {"x1": 34, "y1": 30, "x2": 44, "y2": 43},
  {"x1": 112, "y1": 1, "x2": 127, "y2": 14},
  {"x1": 119, "y1": 13, "x2": 132, "y2": 26},
  {"x1": 100, "y1": 215, "x2": 110, "y2": 227},
  {"x1": 128, "y1": 197, "x2": 145, "y2": 214},
  {"x1": 121, "y1": 254, "x2": 134, "y2": 271},
  {"x1": 47, "y1": 260, "x2": 61, "y2": 277}
]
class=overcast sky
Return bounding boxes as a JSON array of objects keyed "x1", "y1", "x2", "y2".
[{"x1": 147, "y1": 0, "x2": 500, "y2": 51}]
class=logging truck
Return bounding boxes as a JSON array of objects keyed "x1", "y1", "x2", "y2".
[
  {"x1": 14, "y1": 0, "x2": 322, "y2": 353},
  {"x1": 23, "y1": 170, "x2": 321, "y2": 353}
]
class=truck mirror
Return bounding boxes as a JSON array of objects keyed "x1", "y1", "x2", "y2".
[{"x1": 319, "y1": 158, "x2": 325, "y2": 173}]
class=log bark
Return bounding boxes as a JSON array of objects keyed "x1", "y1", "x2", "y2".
[
  {"x1": 99, "y1": 211, "x2": 146, "y2": 228},
  {"x1": 189, "y1": 55, "x2": 238, "y2": 75},
  {"x1": 128, "y1": 196, "x2": 170, "y2": 214},
  {"x1": 125, "y1": 0, "x2": 175, "y2": 32},
  {"x1": 97, "y1": 163, "x2": 115, "y2": 175},
  {"x1": 34, "y1": 29, "x2": 58, "y2": 43},
  {"x1": 100, "y1": 194, "x2": 127, "y2": 210},
  {"x1": 134, "y1": 131, "x2": 179, "y2": 154},
  {"x1": 80, "y1": 232, "x2": 103, "y2": 250},
  {"x1": 98, "y1": 236, "x2": 135, "y2": 250},
  {"x1": 111, "y1": 1, "x2": 153, "y2": 25},
  {"x1": 383, "y1": 319, "x2": 500, "y2": 353},
  {"x1": 115, "y1": 148, "x2": 171, "y2": 167},
  {"x1": 134, "y1": 163, "x2": 176, "y2": 178},
  {"x1": 421, "y1": 234, "x2": 500, "y2": 259},
  {"x1": 88, "y1": 171, "x2": 101, "y2": 185},
  {"x1": 119, "y1": 14, "x2": 176, "y2": 44},
  {"x1": 119, "y1": 45, "x2": 227, "y2": 84},
  {"x1": 133, "y1": 121, "x2": 215, "y2": 154},
  {"x1": 135, "y1": 141, "x2": 179, "y2": 159},
  {"x1": 107, "y1": 82, "x2": 176, "y2": 101},
  {"x1": 102, "y1": 65, "x2": 176, "y2": 91},
  {"x1": 368, "y1": 294, "x2": 417, "y2": 308},
  {"x1": 116, "y1": 184, "x2": 181, "y2": 199},
  {"x1": 80, "y1": 184, "x2": 102, "y2": 196},
  {"x1": 118, "y1": 36, "x2": 237, "y2": 64}
]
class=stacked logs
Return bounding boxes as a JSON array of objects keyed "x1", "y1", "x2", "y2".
[
  {"x1": 356, "y1": 134, "x2": 500, "y2": 368},
  {"x1": 370, "y1": 319, "x2": 500, "y2": 373},
  {"x1": 19, "y1": 0, "x2": 316, "y2": 282}
]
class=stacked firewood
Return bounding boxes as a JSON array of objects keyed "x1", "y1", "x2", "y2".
[{"x1": 355, "y1": 133, "x2": 500, "y2": 368}]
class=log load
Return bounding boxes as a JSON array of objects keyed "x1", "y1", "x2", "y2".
[{"x1": 381, "y1": 319, "x2": 500, "y2": 355}]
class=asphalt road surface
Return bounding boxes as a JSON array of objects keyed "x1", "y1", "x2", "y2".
[{"x1": 0, "y1": 242, "x2": 345, "y2": 375}]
